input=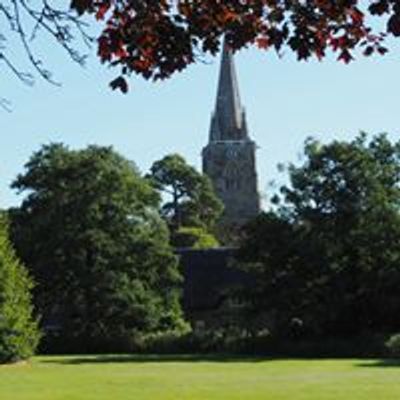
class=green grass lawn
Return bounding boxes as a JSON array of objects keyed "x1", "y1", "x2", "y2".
[{"x1": 1, "y1": 355, "x2": 400, "y2": 400}]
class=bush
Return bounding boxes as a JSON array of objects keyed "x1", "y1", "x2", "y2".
[
  {"x1": 385, "y1": 334, "x2": 400, "y2": 357},
  {"x1": 0, "y1": 216, "x2": 40, "y2": 363},
  {"x1": 172, "y1": 227, "x2": 219, "y2": 249}
]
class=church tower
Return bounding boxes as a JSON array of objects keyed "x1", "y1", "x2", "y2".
[{"x1": 202, "y1": 42, "x2": 260, "y2": 226}]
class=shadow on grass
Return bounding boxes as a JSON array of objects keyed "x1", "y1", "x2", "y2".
[
  {"x1": 41, "y1": 354, "x2": 275, "y2": 365},
  {"x1": 357, "y1": 359, "x2": 400, "y2": 368},
  {"x1": 42, "y1": 354, "x2": 400, "y2": 366}
]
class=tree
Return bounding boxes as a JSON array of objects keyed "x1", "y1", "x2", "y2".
[
  {"x1": 3, "y1": 1, "x2": 400, "y2": 93},
  {"x1": 148, "y1": 153, "x2": 223, "y2": 233},
  {"x1": 10, "y1": 143, "x2": 186, "y2": 351},
  {"x1": 282, "y1": 133, "x2": 400, "y2": 335},
  {"x1": 238, "y1": 133, "x2": 400, "y2": 337},
  {"x1": 69, "y1": 0, "x2": 399, "y2": 90},
  {"x1": 0, "y1": 214, "x2": 40, "y2": 363},
  {"x1": 1, "y1": 1, "x2": 89, "y2": 103},
  {"x1": 237, "y1": 211, "x2": 311, "y2": 336}
]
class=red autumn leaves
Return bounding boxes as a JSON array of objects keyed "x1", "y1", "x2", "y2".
[{"x1": 69, "y1": 0, "x2": 400, "y2": 92}]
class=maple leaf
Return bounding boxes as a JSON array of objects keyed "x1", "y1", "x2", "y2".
[
  {"x1": 109, "y1": 76, "x2": 129, "y2": 93},
  {"x1": 70, "y1": 0, "x2": 93, "y2": 15},
  {"x1": 363, "y1": 45, "x2": 374, "y2": 56},
  {"x1": 115, "y1": 41, "x2": 128, "y2": 58},
  {"x1": 338, "y1": 50, "x2": 354, "y2": 63},
  {"x1": 369, "y1": 1, "x2": 389, "y2": 16},
  {"x1": 349, "y1": 8, "x2": 364, "y2": 25},
  {"x1": 98, "y1": 36, "x2": 112, "y2": 61},
  {"x1": 96, "y1": 3, "x2": 111, "y2": 21},
  {"x1": 377, "y1": 46, "x2": 388, "y2": 55},
  {"x1": 388, "y1": 15, "x2": 400, "y2": 37},
  {"x1": 256, "y1": 37, "x2": 269, "y2": 49}
]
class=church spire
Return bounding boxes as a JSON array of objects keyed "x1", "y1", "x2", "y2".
[
  {"x1": 209, "y1": 41, "x2": 248, "y2": 142},
  {"x1": 202, "y1": 39, "x2": 260, "y2": 226}
]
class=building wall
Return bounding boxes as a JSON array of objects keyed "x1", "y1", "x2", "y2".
[
  {"x1": 202, "y1": 141, "x2": 260, "y2": 225},
  {"x1": 177, "y1": 248, "x2": 253, "y2": 313}
]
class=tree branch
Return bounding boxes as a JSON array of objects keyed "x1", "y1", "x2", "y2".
[{"x1": 1, "y1": 0, "x2": 92, "y2": 86}]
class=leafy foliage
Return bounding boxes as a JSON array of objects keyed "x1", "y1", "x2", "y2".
[
  {"x1": 10, "y1": 144, "x2": 186, "y2": 349},
  {"x1": 148, "y1": 153, "x2": 223, "y2": 233},
  {"x1": 69, "y1": 0, "x2": 398, "y2": 90},
  {"x1": 171, "y1": 226, "x2": 219, "y2": 249},
  {"x1": 4, "y1": 1, "x2": 399, "y2": 92},
  {"x1": 0, "y1": 215, "x2": 40, "y2": 363},
  {"x1": 385, "y1": 333, "x2": 400, "y2": 357},
  {"x1": 238, "y1": 133, "x2": 400, "y2": 337}
]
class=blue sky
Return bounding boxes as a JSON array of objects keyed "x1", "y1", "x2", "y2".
[{"x1": 2, "y1": 35, "x2": 400, "y2": 209}]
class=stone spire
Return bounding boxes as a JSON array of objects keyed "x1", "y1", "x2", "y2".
[{"x1": 209, "y1": 41, "x2": 248, "y2": 142}]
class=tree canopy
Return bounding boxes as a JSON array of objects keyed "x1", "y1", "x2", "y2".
[
  {"x1": 2, "y1": 1, "x2": 400, "y2": 92},
  {"x1": 10, "y1": 144, "x2": 186, "y2": 351},
  {"x1": 148, "y1": 153, "x2": 223, "y2": 233},
  {"x1": 0, "y1": 215, "x2": 40, "y2": 363},
  {"x1": 84, "y1": 0, "x2": 394, "y2": 88},
  {"x1": 238, "y1": 133, "x2": 400, "y2": 338}
]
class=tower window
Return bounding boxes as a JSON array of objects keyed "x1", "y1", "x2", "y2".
[
  {"x1": 225, "y1": 177, "x2": 241, "y2": 191},
  {"x1": 224, "y1": 162, "x2": 242, "y2": 192}
]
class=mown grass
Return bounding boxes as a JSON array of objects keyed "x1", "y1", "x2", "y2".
[{"x1": 1, "y1": 355, "x2": 400, "y2": 400}]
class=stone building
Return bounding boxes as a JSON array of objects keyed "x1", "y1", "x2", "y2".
[{"x1": 202, "y1": 42, "x2": 260, "y2": 226}]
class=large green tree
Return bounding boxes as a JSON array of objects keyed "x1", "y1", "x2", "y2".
[
  {"x1": 239, "y1": 133, "x2": 400, "y2": 337},
  {"x1": 11, "y1": 144, "x2": 186, "y2": 350},
  {"x1": 148, "y1": 153, "x2": 223, "y2": 233},
  {"x1": 0, "y1": 215, "x2": 40, "y2": 362}
]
